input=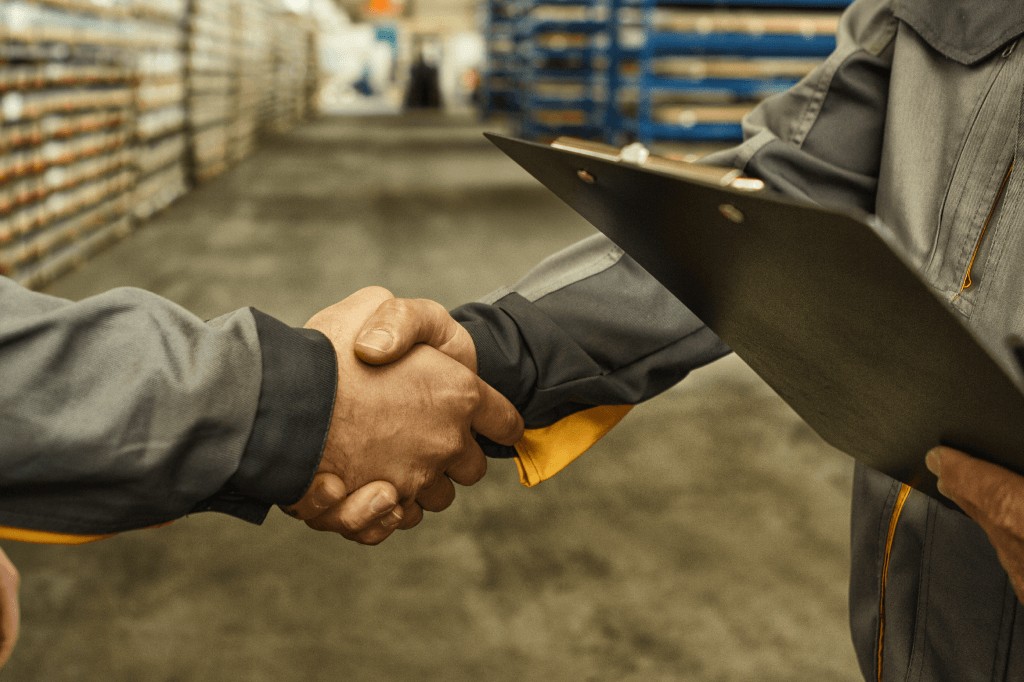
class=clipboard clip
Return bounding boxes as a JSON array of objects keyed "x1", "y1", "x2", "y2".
[{"x1": 550, "y1": 137, "x2": 765, "y2": 192}]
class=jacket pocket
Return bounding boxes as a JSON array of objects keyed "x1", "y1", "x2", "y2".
[{"x1": 926, "y1": 45, "x2": 1020, "y2": 314}]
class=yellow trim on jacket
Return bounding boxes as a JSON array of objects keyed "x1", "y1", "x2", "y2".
[
  {"x1": 0, "y1": 521, "x2": 174, "y2": 545},
  {"x1": 513, "y1": 404, "x2": 634, "y2": 486}
]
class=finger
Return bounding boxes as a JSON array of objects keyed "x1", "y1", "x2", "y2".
[
  {"x1": 446, "y1": 437, "x2": 488, "y2": 487},
  {"x1": 306, "y1": 481, "x2": 401, "y2": 534},
  {"x1": 470, "y1": 375, "x2": 525, "y2": 446},
  {"x1": 347, "y1": 523, "x2": 399, "y2": 546},
  {"x1": 354, "y1": 298, "x2": 477, "y2": 371},
  {"x1": 398, "y1": 501, "x2": 424, "y2": 530},
  {"x1": 927, "y1": 447, "x2": 1024, "y2": 528},
  {"x1": 281, "y1": 472, "x2": 347, "y2": 521},
  {"x1": 0, "y1": 548, "x2": 19, "y2": 670},
  {"x1": 416, "y1": 475, "x2": 456, "y2": 513},
  {"x1": 348, "y1": 505, "x2": 404, "y2": 545}
]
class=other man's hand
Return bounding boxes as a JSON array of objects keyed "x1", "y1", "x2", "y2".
[
  {"x1": 927, "y1": 446, "x2": 1024, "y2": 602},
  {"x1": 305, "y1": 287, "x2": 523, "y2": 531},
  {"x1": 281, "y1": 473, "x2": 404, "y2": 545}
]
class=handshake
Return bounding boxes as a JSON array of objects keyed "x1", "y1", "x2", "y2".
[{"x1": 279, "y1": 287, "x2": 525, "y2": 544}]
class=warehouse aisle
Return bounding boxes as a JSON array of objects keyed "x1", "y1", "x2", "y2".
[{"x1": 4, "y1": 113, "x2": 860, "y2": 682}]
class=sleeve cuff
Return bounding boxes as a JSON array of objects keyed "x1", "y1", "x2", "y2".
[
  {"x1": 226, "y1": 308, "x2": 338, "y2": 508},
  {"x1": 452, "y1": 303, "x2": 527, "y2": 460}
]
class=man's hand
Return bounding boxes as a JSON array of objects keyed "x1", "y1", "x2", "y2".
[
  {"x1": 281, "y1": 473, "x2": 404, "y2": 545},
  {"x1": 304, "y1": 287, "x2": 523, "y2": 533},
  {"x1": 354, "y1": 297, "x2": 478, "y2": 373},
  {"x1": 927, "y1": 446, "x2": 1024, "y2": 601}
]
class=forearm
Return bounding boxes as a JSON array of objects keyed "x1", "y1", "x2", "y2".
[
  {"x1": 0, "y1": 278, "x2": 334, "y2": 536},
  {"x1": 453, "y1": 234, "x2": 730, "y2": 444}
]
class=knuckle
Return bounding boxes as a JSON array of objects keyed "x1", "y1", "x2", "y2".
[
  {"x1": 423, "y1": 299, "x2": 456, "y2": 340},
  {"x1": 409, "y1": 468, "x2": 438, "y2": 494},
  {"x1": 495, "y1": 408, "x2": 522, "y2": 441},
  {"x1": 437, "y1": 430, "x2": 467, "y2": 459},
  {"x1": 989, "y1": 482, "x2": 1024, "y2": 531},
  {"x1": 386, "y1": 298, "x2": 412, "y2": 321},
  {"x1": 338, "y1": 509, "x2": 367, "y2": 534},
  {"x1": 361, "y1": 285, "x2": 394, "y2": 303},
  {"x1": 370, "y1": 298, "x2": 405, "y2": 329}
]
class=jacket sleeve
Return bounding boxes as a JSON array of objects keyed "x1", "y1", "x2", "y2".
[
  {"x1": 0, "y1": 277, "x2": 336, "y2": 541},
  {"x1": 452, "y1": 0, "x2": 897, "y2": 484}
]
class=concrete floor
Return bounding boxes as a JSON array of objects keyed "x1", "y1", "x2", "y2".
[{"x1": 3, "y1": 113, "x2": 862, "y2": 681}]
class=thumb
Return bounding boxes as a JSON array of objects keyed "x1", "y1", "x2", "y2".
[
  {"x1": 354, "y1": 298, "x2": 477, "y2": 372},
  {"x1": 927, "y1": 446, "x2": 1024, "y2": 523}
]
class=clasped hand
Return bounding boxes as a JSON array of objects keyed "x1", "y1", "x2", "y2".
[
  {"x1": 287, "y1": 287, "x2": 1024, "y2": 609},
  {"x1": 282, "y1": 287, "x2": 523, "y2": 544}
]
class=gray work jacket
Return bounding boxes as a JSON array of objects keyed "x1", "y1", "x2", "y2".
[
  {"x1": 0, "y1": 279, "x2": 335, "y2": 539},
  {"x1": 454, "y1": 0, "x2": 1024, "y2": 679}
]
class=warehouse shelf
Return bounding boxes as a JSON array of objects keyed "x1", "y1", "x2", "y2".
[
  {"x1": 1, "y1": 0, "x2": 317, "y2": 287},
  {"x1": 520, "y1": 0, "x2": 612, "y2": 140},
  {"x1": 627, "y1": 1, "x2": 850, "y2": 146},
  {"x1": 645, "y1": 32, "x2": 835, "y2": 56}
]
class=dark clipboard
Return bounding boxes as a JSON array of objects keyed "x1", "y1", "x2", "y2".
[{"x1": 486, "y1": 132, "x2": 1024, "y2": 504}]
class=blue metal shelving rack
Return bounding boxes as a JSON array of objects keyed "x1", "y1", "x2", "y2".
[
  {"x1": 483, "y1": 0, "x2": 854, "y2": 145},
  {"x1": 480, "y1": 0, "x2": 523, "y2": 120},
  {"x1": 626, "y1": 0, "x2": 851, "y2": 146},
  {"x1": 512, "y1": 0, "x2": 613, "y2": 141}
]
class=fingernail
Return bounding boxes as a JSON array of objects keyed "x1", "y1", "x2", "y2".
[
  {"x1": 925, "y1": 449, "x2": 942, "y2": 477},
  {"x1": 358, "y1": 329, "x2": 393, "y2": 353},
  {"x1": 311, "y1": 479, "x2": 333, "y2": 510},
  {"x1": 381, "y1": 509, "x2": 403, "y2": 528},
  {"x1": 370, "y1": 491, "x2": 397, "y2": 515}
]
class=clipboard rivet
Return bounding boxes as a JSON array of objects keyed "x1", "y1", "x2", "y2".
[
  {"x1": 577, "y1": 169, "x2": 596, "y2": 184},
  {"x1": 718, "y1": 204, "x2": 745, "y2": 224}
]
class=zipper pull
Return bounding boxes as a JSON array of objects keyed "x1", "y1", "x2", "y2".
[{"x1": 1003, "y1": 40, "x2": 1018, "y2": 58}]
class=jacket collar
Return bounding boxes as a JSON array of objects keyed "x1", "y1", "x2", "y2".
[{"x1": 896, "y1": 0, "x2": 1024, "y2": 65}]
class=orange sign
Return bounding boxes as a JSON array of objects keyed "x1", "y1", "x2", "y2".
[{"x1": 364, "y1": 0, "x2": 400, "y2": 17}]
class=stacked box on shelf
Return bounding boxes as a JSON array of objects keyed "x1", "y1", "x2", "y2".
[
  {"x1": 131, "y1": 0, "x2": 188, "y2": 218},
  {"x1": 303, "y1": 25, "x2": 318, "y2": 117},
  {"x1": 229, "y1": 0, "x2": 268, "y2": 164},
  {"x1": 267, "y1": 10, "x2": 312, "y2": 133},
  {"x1": 630, "y1": 0, "x2": 850, "y2": 148},
  {"x1": 480, "y1": 0, "x2": 522, "y2": 120},
  {"x1": 0, "y1": 0, "x2": 137, "y2": 289},
  {"x1": 515, "y1": 0, "x2": 612, "y2": 141},
  {"x1": 186, "y1": 0, "x2": 235, "y2": 182}
]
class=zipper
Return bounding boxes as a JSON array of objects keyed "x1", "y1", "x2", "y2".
[
  {"x1": 953, "y1": 161, "x2": 1014, "y2": 300},
  {"x1": 876, "y1": 483, "x2": 912, "y2": 682}
]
